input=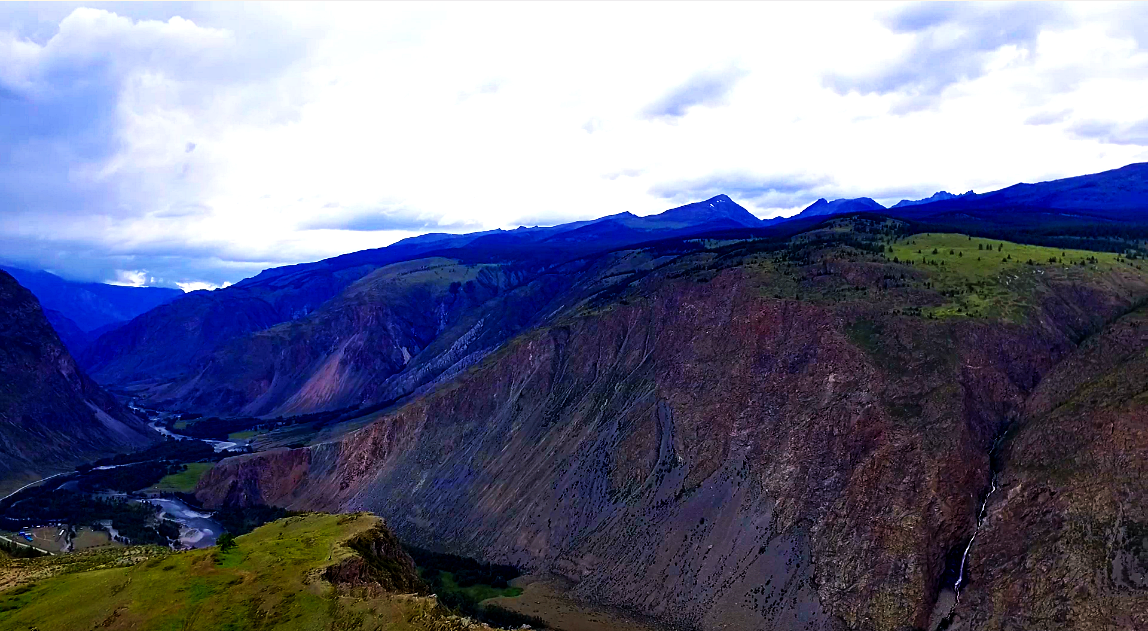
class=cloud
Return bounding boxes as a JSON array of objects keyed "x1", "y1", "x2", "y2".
[
  {"x1": 301, "y1": 205, "x2": 486, "y2": 233},
  {"x1": 176, "y1": 280, "x2": 231, "y2": 292},
  {"x1": 0, "y1": 3, "x2": 1146, "y2": 289},
  {"x1": 1067, "y1": 119, "x2": 1148, "y2": 146},
  {"x1": 108, "y1": 269, "x2": 149, "y2": 287},
  {"x1": 641, "y1": 65, "x2": 748, "y2": 120},
  {"x1": 825, "y1": 2, "x2": 1066, "y2": 110},
  {"x1": 1024, "y1": 109, "x2": 1072, "y2": 126}
]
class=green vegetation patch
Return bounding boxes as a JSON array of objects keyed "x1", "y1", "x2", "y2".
[
  {"x1": 405, "y1": 545, "x2": 540, "y2": 627},
  {"x1": 886, "y1": 233, "x2": 1135, "y2": 320},
  {"x1": 0, "y1": 513, "x2": 450, "y2": 631},
  {"x1": 146, "y1": 463, "x2": 215, "y2": 494}
]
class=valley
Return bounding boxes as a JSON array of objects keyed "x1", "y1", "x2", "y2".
[{"x1": 4, "y1": 166, "x2": 1148, "y2": 630}]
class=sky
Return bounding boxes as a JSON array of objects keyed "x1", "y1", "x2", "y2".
[{"x1": 1, "y1": 2, "x2": 1147, "y2": 290}]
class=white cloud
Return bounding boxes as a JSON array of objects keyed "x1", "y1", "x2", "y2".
[
  {"x1": 176, "y1": 280, "x2": 231, "y2": 293},
  {"x1": 108, "y1": 269, "x2": 148, "y2": 287},
  {"x1": 1, "y1": 3, "x2": 1147, "y2": 286}
]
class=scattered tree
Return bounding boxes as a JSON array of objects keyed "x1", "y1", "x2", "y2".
[{"x1": 217, "y1": 532, "x2": 237, "y2": 552}]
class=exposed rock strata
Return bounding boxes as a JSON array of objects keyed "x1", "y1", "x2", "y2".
[{"x1": 198, "y1": 257, "x2": 1148, "y2": 630}]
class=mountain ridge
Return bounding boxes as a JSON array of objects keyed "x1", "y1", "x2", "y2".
[
  {"x1": 0, "y1": 271, "x2": 158, "y2": 495},
  {"x1": 0, "y1": 265, "x2": 182, "y2": 332}
]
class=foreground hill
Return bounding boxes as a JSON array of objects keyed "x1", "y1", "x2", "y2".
[
  {"x1": 0, "y1": 512, "x2": 504, "y2": 631},
  {"x1": 195, "y1": 221, "x2": 1148, "y2": 630},
  {"x1": 0, "y1": 271, "x2": 157, "y2": 496},
  {"x1": 0, "y1": 265, "x2": 182, "y2": 333}
]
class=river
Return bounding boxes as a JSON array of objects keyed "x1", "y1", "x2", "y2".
[
  {"x1": 149, "y1": 421, "x2": 240, "y2": 453},
  {"x1": 142, "y1": 497, "x2": 222, "y2": 549}
]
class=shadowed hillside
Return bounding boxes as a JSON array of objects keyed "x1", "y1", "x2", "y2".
[{"x1": 0, "y1": 271, "x2": 157, "y2": 496}]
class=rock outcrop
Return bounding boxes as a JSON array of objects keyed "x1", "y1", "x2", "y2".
[{"x1": 324, "y1": 518, "x2": 427, "y2": 594}]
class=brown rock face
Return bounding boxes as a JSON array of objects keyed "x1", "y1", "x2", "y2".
[
  {"x1": 949, "y1": 306, "x2": 1148, "y2": 630},
  {"x1": 133, "y1": 258, "x2": 570, "y2": 417},
  {"x1": 197, "y1": 244, "x2": 1148, "y2": 630},
  {"x1": 324, "y1": 519, "x2": 427, "y2": 595},
  {"x1": 0, "y1": 271, "x2": 157, "y2": 494}
]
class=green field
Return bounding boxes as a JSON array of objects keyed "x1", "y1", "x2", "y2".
[
  {"x1": 227, "y1": 429, "x2": 260, "y2": 440},
  {"x1": 145, "y1": 463, "x2": 214, "y2": 493},
  {"x1": 0, "y1": 513, "x2": 487, "y2": 631},
  {"x1": 886, "y1": 233, "x2": 1134, "y2": 320}
]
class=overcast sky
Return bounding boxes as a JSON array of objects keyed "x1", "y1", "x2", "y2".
[{"x1": 1, "y1": 2, "x2": 1147, "y2": 289}]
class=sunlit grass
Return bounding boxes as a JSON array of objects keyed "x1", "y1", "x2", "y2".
[
  {"x1": 887, "y1": 233, "x2": 1132, "y2": 320},
  {"x1": 145, "y1": 463, "x2": 214, "y2": 494},
  {"x1": 0, "y1": 513, "x2": 443, "y2": 631}
]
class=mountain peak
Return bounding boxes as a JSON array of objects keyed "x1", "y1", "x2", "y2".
[
  {"x1": 655, "y1": 194, "x2": 761, "y2": 228},
  {"x1": 798, "y1": 197, "x2": 884, "y2": 218},
  {"x1": 892, "y1": 190, "x2": 976, "y2": 208}
]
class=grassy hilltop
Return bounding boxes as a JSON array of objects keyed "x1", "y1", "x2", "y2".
[{"x1": 0, "y1": 513, "x2": 501, "y2": 631}]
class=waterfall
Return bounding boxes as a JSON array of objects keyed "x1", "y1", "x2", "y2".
[{"x1": 954, "y1": 475, "x2": 998, "y2": 601}]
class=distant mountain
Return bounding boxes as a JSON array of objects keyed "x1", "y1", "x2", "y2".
[
  {"x1": 892, "y1": 190, "x2": 974, "y2": 208},
  {"x1": 43, "y1": 309, "x2": 92, "y2": 356},
  {"x1": 0, "y1": 271, "x2": 157, "y2": 495},
  {"x1": 81, "y1": 195, "x2": 762, "y2": 390},
  {"x1": 886, "y1": 162, "x2": 1148, "y2": 220},
  {"x1": 648, "y1": 194, "x2": 763, "y2": 228},
  {"x1": 797, "y1": 197, "x2": 885, "y2": 218},
  {"x1": 0, "y1": 266, "x2": 182, "y2": 332}
]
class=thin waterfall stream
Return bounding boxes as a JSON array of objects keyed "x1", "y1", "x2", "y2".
[
  {"x1": 953, "y1": 475, "x2": 998, "y2": 601},
  {"x1": 929, "y1": 433, "x2": 1007, "y2": 631}
]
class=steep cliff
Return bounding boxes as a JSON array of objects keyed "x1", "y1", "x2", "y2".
[
  {"x1": 197, "y1": 224, "x2": 1148, "y2": 630},
  {"x1": 141, "y1": 258, "x2": 556, "y2": 417},
  {"x1": 949, "y1": 305, "x2": 1148, "y2": 630},
  {"x1": 0, "y1": 271, "x2": 157, "y2": 495}
]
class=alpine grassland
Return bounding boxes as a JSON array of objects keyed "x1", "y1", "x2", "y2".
[
  {"x1": 145, "y1": 463, "x2": 216, "y2": 494},
  {"x1": 0, "y1": 513, "x2": 504, "y2": 631}
]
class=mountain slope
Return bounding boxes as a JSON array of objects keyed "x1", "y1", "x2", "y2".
[
  {"x1": 0, "y1": 266, "x2": 181, "y2": 332},
  {"x1": 80, "y1": 195, "x2": 762, "y2": 395},
  {"x1": 146, "y1": 258, "x2": 556, "y2": 416},
  {"x1": 889, "y1": 162, "x2": 1148, "y2": 220},
  {"x1": 648, "y1": 194, "x2": 762, "y2": 228},
  {"x1": 0, "y1": 271, "x2": 157, "y2": 496},
  {"x1": 196, "y1": 223, "x2": 1148, "y2": 630},
  {"x1": 0, "y1": 513, "x2": 499, "y2": 631},
  {"x1": 949, "y1": 306, "x2": 1148, "y2": 630},
  {"x1": 41, "y1": 310, "x2": 91, "y2": 356}
]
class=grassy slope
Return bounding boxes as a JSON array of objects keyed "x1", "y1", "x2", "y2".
[
  {"x1": 0, "y1": 513, "x2": 484, "y2": 631},
  {"x1": 887, "y1": 232, "x2": 1132, "y2": 319},
  {"x1": 146, "y1": 463, "x2": 215, "y2": 493}
]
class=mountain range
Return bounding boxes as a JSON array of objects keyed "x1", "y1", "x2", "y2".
[
  {"x1": 0, "y1": 266, "x2": 182, "y2": 355},
  {"x1": 5, "y1": 161, "x2": 1148, "y2": 630}
]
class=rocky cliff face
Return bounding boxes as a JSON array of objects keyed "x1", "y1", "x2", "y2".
[
  {"x1": 196, "y1": 229, "x2": 1148, "y2": 630},
  {"x1": 136, "y1": 257, "x2": 574, "y2": 416},
  {"x1": 324, "y1": 518, "x2": 428, "y2": 594},
  {"x1": 0, "y1": 271, "x2": 157, "y2": 495},
  {"x1": 949, "y1": 305, "x2": 1148, "y2": 630},
  {"x1": 79, "y1": 265, "x2": 365, "y2": 386}
]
